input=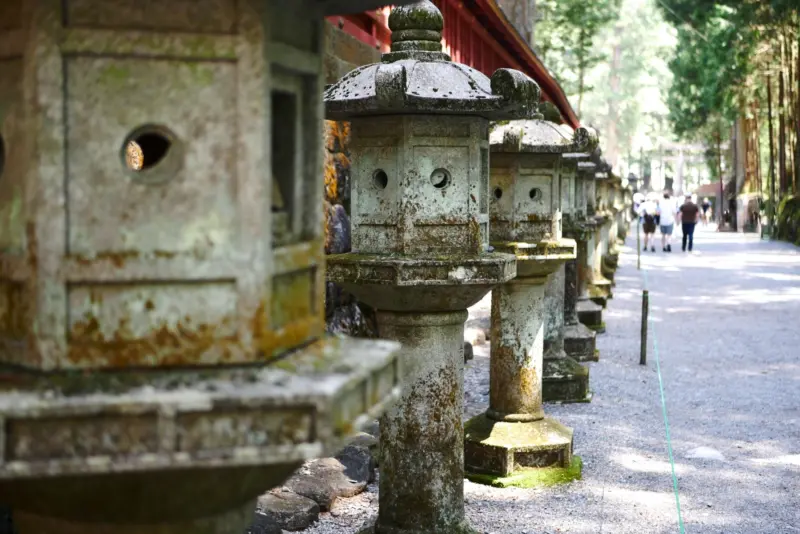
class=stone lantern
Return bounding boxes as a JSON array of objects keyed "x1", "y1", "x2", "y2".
[
  {"x1": 0, "y1": 2, "x2": 413, "y2": 533},
  {"x1": 582, "y1": 156, "x2": 613, "y2": 308},
  {"x1": 594, "y1": 167, "x2": 618, "y2": 287},
  {"x1": 575, "y1": 161, "x2": 606, "y2": 333},
  {"x1": 560, "y1": 151, "x2": 599, "y2": 363},
  {"x1": 463, "y1": 118, "x2": 595, "y2": 486},
  {"x1": 324, "y1": 2, "x2": 539, "y2": 532}
]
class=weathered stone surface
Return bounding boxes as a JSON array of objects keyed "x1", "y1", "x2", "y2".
[
  {"x1": 325, "y1": 3, "x2": 540, "y2": 122},
  {"x1": 374, "y1": 310, "x2": 473, "y2": 534},
  {"x1": 348, "y1": 432, "x2": 379, "y2": 466},
  {"x1": 255, "y1": 489, "x2": 320, "y2": 531},
  {"x1": 564, "y1": 322, "x2": 597, "y2": 362},
  {"x1": 543, "y1": 358, "x2": 591, "y2": 404},
  {"x1": 325, "y1": 203, "x2": 352, "y2": 254},
  {"x1": 464, "y1": 414, "x2": 573, "y2": 476},
  {"x1": 247, "y1": 514, "x2": 282, "y2": 534},
  {"x1": 284, "y1": 445, "x2": 375, "y2": 511}
]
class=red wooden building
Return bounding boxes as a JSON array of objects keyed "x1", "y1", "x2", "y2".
[{"x1": 325, "y1": 1, "x2": 579, "y2": 128}]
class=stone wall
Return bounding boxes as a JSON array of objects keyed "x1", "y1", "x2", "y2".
[{"x1": 323, "y1": 22, "x2": 381, "y2": 337}]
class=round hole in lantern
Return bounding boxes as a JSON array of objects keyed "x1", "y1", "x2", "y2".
[
  {"x1": 493, "y1": 187, "x2": 503, "y2": 199},
  {"x1": 373, "y1": 169, "x2": 389, "y2": 190},
  {"x1": 121, "y1": 125, "x2": 183, "y2": 184},
  {"x1": 430, "y1": 168, "x2": 451, "y2": 189},
  {"x1": 529, "y1": 188, "x2": 542, "y2": 201}
]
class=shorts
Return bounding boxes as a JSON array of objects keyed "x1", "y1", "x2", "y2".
[
  {"x1": 660, "y1": 224, "x2": 674, "y2": 235},
  {"x1": 643, "y1": 221, "x2": 656, "y2": 233}
]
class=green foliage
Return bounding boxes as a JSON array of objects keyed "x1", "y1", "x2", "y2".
[
  {"x1": 663, "y1": 7, "x2": 757, "y2": 138},
  {"x1": 575, "y1": 0, "x2": 678, "y2": 172},
  {"x1": 657, "y1": 0, "x2": 798, "y2": 139},
  {"x1": 535, "y1": 0, "x2": 622, "y2": 113}
]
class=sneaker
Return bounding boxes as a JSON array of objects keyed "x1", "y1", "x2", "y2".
[
  {"x1": 651, "y1": 246, "x2": 655, "y2": 252},
  {"x1": 662, "y1": 247, "x2": 666, "y2": 252},
  {"x1": 667, "y1": 245, "x2": 672, "y2": 252}
]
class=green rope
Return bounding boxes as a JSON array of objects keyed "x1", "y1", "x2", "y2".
[{"x1": 642, "y1": 268, "x2": 686, "y2": 534}]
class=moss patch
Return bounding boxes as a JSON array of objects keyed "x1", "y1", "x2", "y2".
[
  {"x1": 467, "y1": 456, "x2": 583, "y2": 488},
  {"x1": 587, "y1": 322, "x2": 606, "y2": 333}
]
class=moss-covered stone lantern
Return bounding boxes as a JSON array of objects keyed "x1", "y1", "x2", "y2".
[
  {"x1": 462, "y1": 117, "x2": 596, "y2": 487},
  {"x1": 324, "y1": 2, "x2": 539, "y2": 532},
  {"x1": 0, "y1": 2, "x2": 411, "y2": 533},
  {"x1": 559, "y1": 149, "x2": 599, "y2": 362},
  {"x1": 575, "y1": 161, "x2": 606, "y2": 334}
]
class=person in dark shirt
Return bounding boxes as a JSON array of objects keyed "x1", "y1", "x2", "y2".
[
  {"x1": 701, "y1": 197, "x2": 711, "y2": 226},
  {"x1": 678, "y1": 193, "x2": 701, "y2": 252}
]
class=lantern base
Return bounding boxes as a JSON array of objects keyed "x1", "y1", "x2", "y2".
[
  {"x1": 542, "y1": 356, "x2": 591, "y2": 404},
  {"x1": 564, "y1": 322, "x2": 597, "y2": 362},
  {"x1": 0, "y1": 336, "x2": 401, "y2": 528},
  {"x1": 464, "y1": 413, "x2": 574, "y2": 481},
  {"x1": 577, "y1": 298, "x2": 604, "y2": 331}
]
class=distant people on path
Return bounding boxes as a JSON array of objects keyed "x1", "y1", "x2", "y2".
[
  {"x1": 638, "y1": 196, "x2": 658, "y2": 252},
  {"x1": 678, "y1": 193, "x2": 701, "y2": 252},
  {"x1": 701, "y1": 197, "x2": 712, "y2": 226},
  {"x1": 657, "y1": 191, "x2": 678, "y2": 253}
]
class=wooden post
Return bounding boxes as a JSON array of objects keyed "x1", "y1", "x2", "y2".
[
  {"x1": 637, "y1": 216, "x2": 641, "y2": 270},
  {"x1": 640, "y1": 290, "x2": 649, "y2": 366}
]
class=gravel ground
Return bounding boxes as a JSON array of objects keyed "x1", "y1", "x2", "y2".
[{"x1": 306, "y1": 225, "x2": 800, "y2": 534}]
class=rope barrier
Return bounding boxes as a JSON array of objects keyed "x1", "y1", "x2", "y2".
[{"x1": 641, "y1": 267, "x2": 686, "y2": 534}]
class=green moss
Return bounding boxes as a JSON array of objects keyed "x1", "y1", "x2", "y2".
[
  {"x1": 587, "y1": 322, "x2": 606, "y2": 332},
  {"x1": 467, "y1": 456, "x2": 583, "y2": 488}
]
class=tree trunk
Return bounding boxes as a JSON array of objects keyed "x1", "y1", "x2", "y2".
[
  {"x1": 795, "y1": 26, "x2": 800, "y2": 193},
  {"x1": 717, "y1": 127, "x2": 724, "y2": 226},
  {"x1": 576, "y1": 28, "x2": 587, "y2": 116},
  {"x1": 780, "y1": 69, "x2": 787, "y2": 195},
  {"x1": 768, "y1": 74, "x2": 777, "y2": 233},
  {"x1": 605, "y1": 37, "x2": 622, "y2": 168}
]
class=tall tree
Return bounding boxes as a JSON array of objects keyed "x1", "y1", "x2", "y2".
[{"x1": 534, "y1": 0, "x2": 622, "y2": 115}]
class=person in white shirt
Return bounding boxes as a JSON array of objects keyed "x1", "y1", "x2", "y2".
[{"x1": 657, "y1": 191, "x2": 678, "y2": 253}]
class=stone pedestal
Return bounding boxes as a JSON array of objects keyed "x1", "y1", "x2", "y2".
[
  {"x1": 588, "y1": 214, "x2": 614, "y2": 306},
  {"x1": 375, "y1": 310, "x2": 474, "y2": 534},
  {"x1": 563, "y1": 254, "x2": 597, "y2": 362},
  {"x1": 543, "y1": 265, "x2": 590, "y2": 403},
  {"x1": 464, "y1": 244, "x2": 580, "y2": 488}
]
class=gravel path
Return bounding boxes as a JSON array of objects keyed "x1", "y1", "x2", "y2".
[{"x1": 306, "y1": 225, "x2": 800, "y2": 534}]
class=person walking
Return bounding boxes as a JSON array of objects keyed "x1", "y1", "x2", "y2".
[
  {"x1": 657, "y1": 191, "x2": 678, "y2": 252},
  {"x1": 701, "y1": 197, "x2": 711, "y2": 225},
  {"x1": 638, "y1": 196, "x2": 658, "y2": 252},
  {"x1": 678, "y1": 193, "x2": 701, "y2": 252}
]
